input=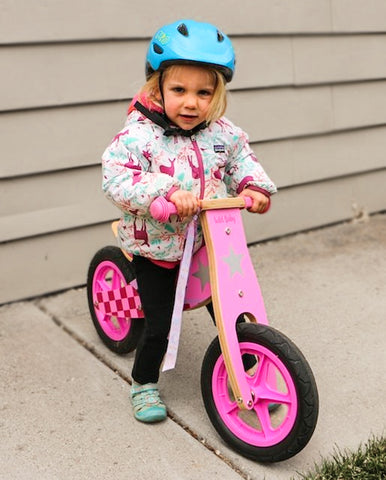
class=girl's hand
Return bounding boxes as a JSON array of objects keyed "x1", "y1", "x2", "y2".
[
  {"x1": 239, "y1": 188, "x2": 270, "y2": 214},
  {"x1": 169, "y1": 190, "x2": 199, "y2": 219}
]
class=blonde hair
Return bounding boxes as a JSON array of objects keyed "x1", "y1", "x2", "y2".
[{"x1": 138, "y1": 65, "x2": 227, "y2": 124}]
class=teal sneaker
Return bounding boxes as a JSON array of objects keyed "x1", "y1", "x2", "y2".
[{"x1": 131, "y1": 383, "x2": 167, "y2": 423}]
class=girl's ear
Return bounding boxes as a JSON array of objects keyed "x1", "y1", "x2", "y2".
[
  {"x1": 154, "y1": 86, "x2": 162, "y2": 103},
  {"x1": 148, "y1": 80, "x2": 163, "y2": 106},
  {"x1": 152, "y1": 90, "x2": 163, "y2": 109},
  {"x1": 157, "y1": 70, "x2": 165, "y2": 105}
]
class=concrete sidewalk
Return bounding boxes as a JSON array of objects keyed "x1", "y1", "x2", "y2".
[{"x1": 1, "y1": 214, "x2": 385, "y2": 480}]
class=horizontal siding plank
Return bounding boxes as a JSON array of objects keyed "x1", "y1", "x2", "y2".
[
  {"x1": 243, "y1": 169, "x2": 386, "y2": 242},
  {"x1": 232, "y1": 38, "x2": 293, "y2": 89},
  {"x1": 0, "y1": 103, "x2": 125, "y2": 178},
  {"x1": 2, "y1": 35, "x2": 386, "y2": 111},
  {"x1": 257, "y1": 126, "x2": 386, "y2": 187},
  {"x1": 2, "y1": 170, "x2": 385, "y2": 304},
  {"x1": 2, "y1": 0, "x2": 385, "y2": 46},
  {"x1": 0, "y1": 223, "x2": 114, "y2": 304},
  {"x1": 228, "y1": 87, "x2": 334, "y2": 140},
  {"x1": 332, "y1": 81, "x2": 386, "y2": 129},
  {"x1": 0, "y1": 41, "x2": 145, "y2": 111},
  {"x1": 230, "y1": 82, "x2": 386, "y2": 141},
  {"x1": 2, "y1": 82, "x2": 386, "y2": 179},
  {"x1": 292, "y1": 35, "x2": 386, "y2": 84},
  {"x1": 332, "y1": 0, "x2": 386, "y2": 32},
  {"x1": 0, "y1": 166, "x2": 105, "y2": 217},
  {"x1": 0, "y1": 202, "x2": 116, "y2": 242},
  {"x1": 0, "y1": 1, "x2": 332, "y2": 44}
]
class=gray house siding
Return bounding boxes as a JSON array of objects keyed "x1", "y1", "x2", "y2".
[{"x1": 1, "y1": 0, "x2": 385, "y2": 303}]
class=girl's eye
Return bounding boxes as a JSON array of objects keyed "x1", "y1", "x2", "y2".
[
  {"x1": 172, "y1": 87, "x2": 184, "y2": 93},
  {"x1": 199, "y1": 90, "x2": 213, "y2": 96}
]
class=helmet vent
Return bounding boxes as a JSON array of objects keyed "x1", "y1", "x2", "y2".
[
  {"x1": 153, "y1": 43, "x2": 164, "y2": 54},
  {"x1": 177, "y1": 23, "x2": 189, "y2": 36},
  {"x1": 217, "y1": 30, "x2": 224, "y2": 42}
]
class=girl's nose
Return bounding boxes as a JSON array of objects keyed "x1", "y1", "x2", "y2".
[{"x1": 184, "y1": 93, "x2": 197, "y2": 109}]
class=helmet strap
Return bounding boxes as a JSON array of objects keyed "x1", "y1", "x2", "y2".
[
  {"x1": 158, "y1": 70, "x2": 165, "y2": 104},
  {"x1": 134, "y1": 101, "x2": 207, "y2": 137}
]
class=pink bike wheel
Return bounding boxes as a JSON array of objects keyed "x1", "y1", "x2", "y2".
[
  {"x1": 92, "y1": 260, "x2": 131, "y2": 341},
  {"x1": 201, "y1": 323, "x2": 318, "y2": 462},
  {"x1": 87, "y1": 246, "x2": 144, "y2": 354}
]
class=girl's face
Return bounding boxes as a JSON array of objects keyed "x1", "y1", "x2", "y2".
[{"x1": 161, "y1": 65, "x2": 216, "y2": 130}]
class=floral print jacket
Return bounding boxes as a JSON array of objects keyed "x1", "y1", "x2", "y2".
[{"x1": 102, "y1": 105, "x2": 277, "y2": 262}]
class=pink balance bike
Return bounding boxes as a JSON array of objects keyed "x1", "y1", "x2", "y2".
[{"x1": 87, "y1": 196, "x2": 318, "y2": 462}]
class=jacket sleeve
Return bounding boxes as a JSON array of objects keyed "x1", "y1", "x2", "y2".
[
  {"x1": 223, "y1": 127, "x2": 277, "y2": 198},
  {"x1": 102, "y1": 127, "x2": 178, "y2": 216}
]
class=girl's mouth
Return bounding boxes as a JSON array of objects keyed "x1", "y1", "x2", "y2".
[
  {"x1": 179, "y1": 114, "x2": 199, "y2": 124},
  {"x1": 180, "y1": 114, "x2": 197, "y2": 120}
]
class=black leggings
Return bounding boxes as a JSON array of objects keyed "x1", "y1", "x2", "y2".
[
  {"x1": 131, "y1": 255, "x2": 179, "y2": 384},
  {"x1": 131, "y1": 255, "x2": 255, "y2": 385}
]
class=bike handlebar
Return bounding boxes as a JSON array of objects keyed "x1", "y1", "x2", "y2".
[{"x1": 150, "y1": 196, "x2": 253, "y2": 223}]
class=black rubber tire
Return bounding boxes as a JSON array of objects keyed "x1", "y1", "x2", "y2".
[
  {"x1": 201, "y1": 322, "x2": 319, "y2": 462},
  {"x1": 87, "y1": 246, "x2": 144, "y2": 354}
]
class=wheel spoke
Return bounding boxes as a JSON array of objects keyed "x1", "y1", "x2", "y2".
[
  {"x1": 260, "y1": 389, "x2": 291, "y2": 405},
  {"x1": 111, "y1": 269, "x2": 122, "y2": 289},
  {"x1": 115, "y1": 315, "x2": 129, "y2": 332},
  {"x1": 217, "y1": 375, "x2": 240, "y2": 416},
  {"x1": 255, "y1": 403, "x2": 273, "y2": 437},
  {"x1": 251, "y1": 352, "x2": 269, "y2": 387},
  {"x1": 224, "y1": 400, "x2": 240, "y2": 416},
  {"x1": 248, "y1": 353, "x2": 292, "y2": 405},
  {"x1": 96, "y1": 278, "x2": 109, "y2": 291}
]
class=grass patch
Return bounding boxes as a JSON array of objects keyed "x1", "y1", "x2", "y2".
[{"x1": 293, "y1": 435, "x2": 385, "y2": 480}]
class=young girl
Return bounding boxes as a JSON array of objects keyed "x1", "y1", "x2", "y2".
[{"x1": 102, "y1": 19, "x2": 277, "y2": 423}]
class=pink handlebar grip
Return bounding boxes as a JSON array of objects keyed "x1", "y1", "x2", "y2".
[
  {"x1": 150, "y1": 197, "x2": 177, "y2": 222},
  {"x1": 243, "y1": 196, "x2": 253, "y2": 209},
  {"x1": 150, "y1": 195, "x2": 253, "y2": 222}
]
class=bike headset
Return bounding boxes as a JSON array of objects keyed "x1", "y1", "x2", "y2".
[{"x1": 134, "y1": 19, "x2": 236, "y2": 137}]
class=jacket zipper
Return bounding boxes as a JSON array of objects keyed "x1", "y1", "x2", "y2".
[{"x1": 190, "y1": 136, "x2": 205, "y2": 199}]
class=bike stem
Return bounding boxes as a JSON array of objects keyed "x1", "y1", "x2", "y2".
[{"x1": 200, "y1": 199, "x2": 269, "y2": 410}]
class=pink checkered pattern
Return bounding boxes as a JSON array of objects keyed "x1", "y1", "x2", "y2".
[{"x1": 95, "y1": 282, "x2": 144, "y2": 319}]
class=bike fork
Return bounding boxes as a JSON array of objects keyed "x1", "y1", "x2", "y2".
[{"x1": 201, "y1": 207, "x2": 269, "y2": 410}]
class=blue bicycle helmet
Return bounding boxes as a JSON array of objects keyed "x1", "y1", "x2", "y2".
[{"x1": 145, "y1": 19, "x2": 235, "y2": 82}]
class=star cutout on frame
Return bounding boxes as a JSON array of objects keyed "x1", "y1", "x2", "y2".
[
  {"x1": 222, "y1": 246, "x2": 244, "y2": 277},
  {"x1": 192, "y1": 258, "x2": 210, "y2": 291}
]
